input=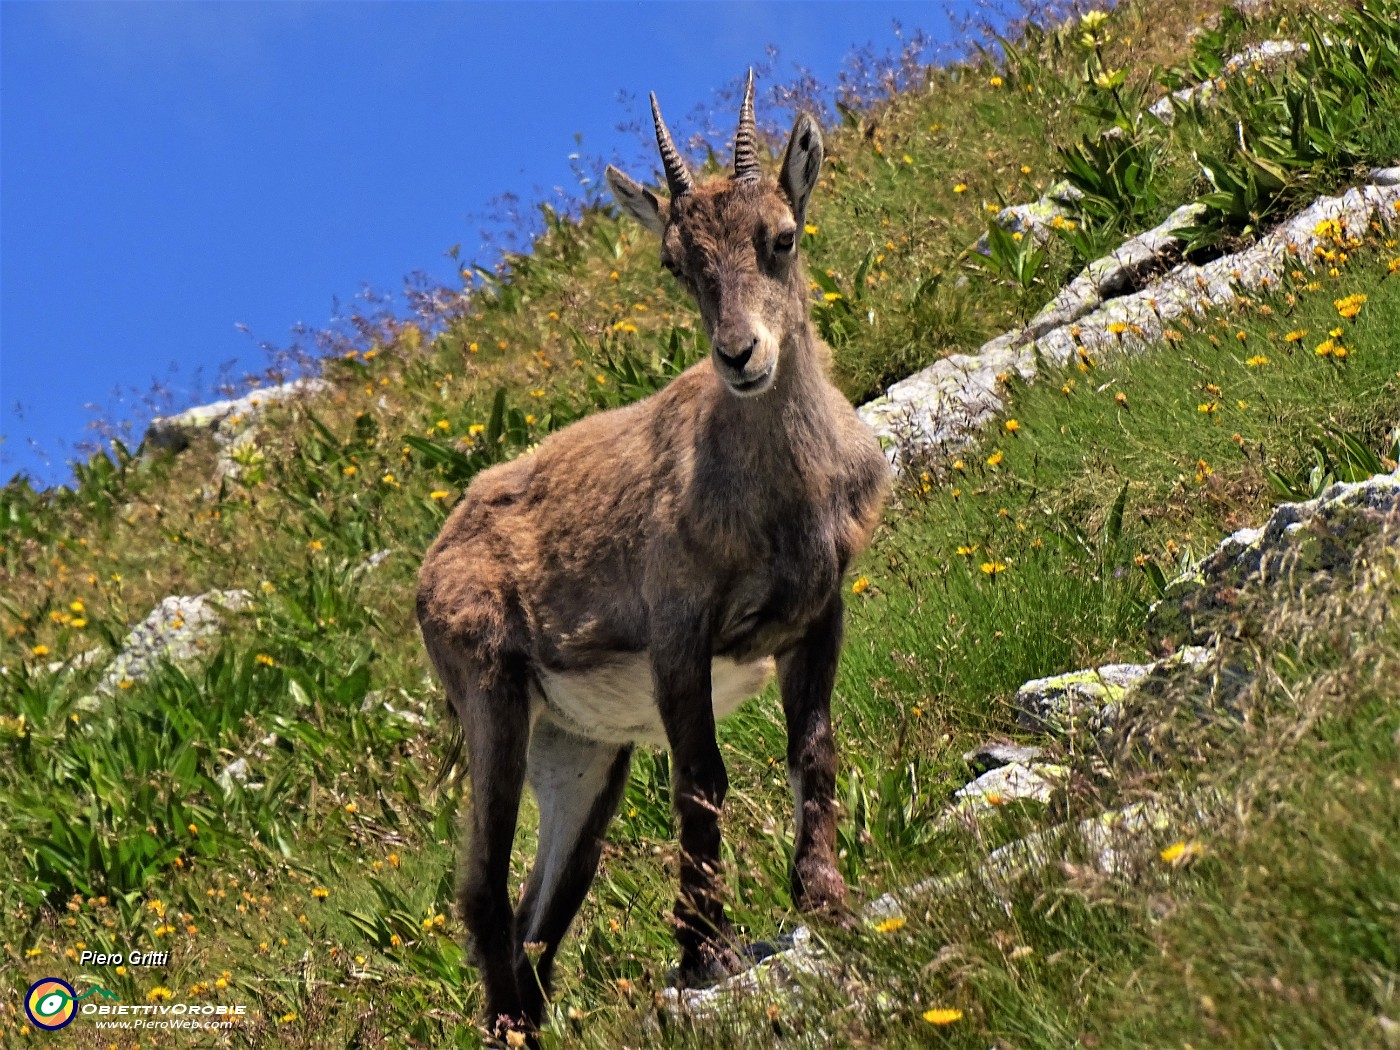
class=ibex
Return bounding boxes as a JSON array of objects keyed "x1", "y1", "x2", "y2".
[{"x1": 416, "y1": 73, "x2": 890, "y2": 1041}]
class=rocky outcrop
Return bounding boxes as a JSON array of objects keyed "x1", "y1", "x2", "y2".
[
  {"x1": 1148, "y1": 466, "x2": 1400, "y2": 650},
  {"x1": 860, "y1": 173, "x2": 1400, "y2": 466},
  {"x1": 1147, "y1": 40, "x2": 1310, "y2": 126},
  {"x1": 142, "y1": 378, "x2": 327, "y2": 455},
  {"x1": 80, "y1": 590, "x2": 251, "y2": 710},
  {"x1": 659, "y1": 800, "x2": 1174, "y2": 1019},
  {"x1": 1014, "y1": 647, "x2": 1213, "y2": 735},
  {"x1": 972, "y1": 181, "x2": 1084, "y2": 254}
]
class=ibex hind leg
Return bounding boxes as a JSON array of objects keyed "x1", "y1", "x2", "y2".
[
  {"x1": 429, "y1": 638, "x2": 533, "y2": 1042},
  {"x1": 513, "y1": 715, "x2": 632, "y2": 1025}
]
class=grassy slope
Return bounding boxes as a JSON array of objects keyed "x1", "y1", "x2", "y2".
[{"x1": 3, "y1": 1, "x2": 1399, "y2": 1046}]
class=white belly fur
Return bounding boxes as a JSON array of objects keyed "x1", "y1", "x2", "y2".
[{"x1": 535, "y1": 653, "x2": 776, "y2": 746}]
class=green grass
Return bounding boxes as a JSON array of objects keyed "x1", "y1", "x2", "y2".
[{"x1": 3, "y1": 1, "x2": 1400, "y2": 1046}]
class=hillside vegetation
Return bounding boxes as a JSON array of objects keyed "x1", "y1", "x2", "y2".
[{"x1": 3, "y1": 1, "x2": 1400, "y2": 1046}]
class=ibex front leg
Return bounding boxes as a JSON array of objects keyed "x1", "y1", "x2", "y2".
[
  {"x1": 779, "y1": 593, "x2": 849, "y2": 915},
  {"x1": 653, "y1": 625, "x2": 740, "y2": 986}
]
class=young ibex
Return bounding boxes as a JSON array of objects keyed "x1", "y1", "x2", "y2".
[{"x1": 416, "y1": 73, "x2": 890, "y2": 1041}]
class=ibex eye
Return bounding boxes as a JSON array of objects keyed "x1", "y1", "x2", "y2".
[{"x1": 775, "y1": 230, "x2": 797, "y2": 252}]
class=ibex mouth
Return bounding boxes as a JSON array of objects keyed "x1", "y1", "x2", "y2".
[{"x1": 727, "y1": 366, "x2": 776, "y2": 397}]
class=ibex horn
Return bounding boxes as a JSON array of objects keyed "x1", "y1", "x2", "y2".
[
  {"x1": 733, "y1": 69, "x2": 761, "y2": 183},
  {"x1": 650, "y1": 92, "x2": 694, "y2": 199}
]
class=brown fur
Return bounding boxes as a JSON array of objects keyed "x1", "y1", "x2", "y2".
[{"x1": 417, "y1": 93, "x2": 890, "y2": 1042}]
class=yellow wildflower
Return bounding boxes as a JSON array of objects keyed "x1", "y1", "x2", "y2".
[
  {"x1": 1107, "y1": 321, "x2": 1128, "y2": 335},
  {"x1": 851, "y1": 576, "x2": 870, "y2": 595},
  {"x1": 311, "y1": 887, "x2": 329, "y2": 900},
  {"x1": 989, "y1": 75, "x2": 1003, "y2": 87},
  {"x1": 956, "y1": 545, "x2": 978, "y2": 556},
  {"x1": 873, "y1": 916, "x2": 906, "y2": 933},
  {"x1": 31, "y1": 644, "x2": 49, "y2": 657},
  {"x1": 1197, "y1": 402, "x2": 1218, "y2": 414},
  {"x1": 1245, "y1": 355, "x2": 1270, "y2": 366},
  {"x1": 1159, "y1": 840, "x2": 1204, "y2": 865},
  {"x1": 430, "y1": 490, "x2": 450, "y2": 500},
  {"x1": 147, "y1": 987, "x2": 173, "y2": 1002},
  {"x1": 1334, "y1": 293, "x2": 1367, "y2": 318},
  {"x1": 1314, "y1": 340, "x2": 1335, "y2": 357},
  {"x1": 923, "y1": 1007, "x2": 964, "y2": 1025},
  {"x1": 986, "y1": 449, "x2": 1004, "y2": 467},
  {"x1": 980, "y1": 561, "x2": 1007, "y2": 575},
  {"x1": 953, "y1": 183, "x2": 967, "y2": 193},
  {"x1": 1004, "y1": 419, "x2": 1020, "y2": 433}
]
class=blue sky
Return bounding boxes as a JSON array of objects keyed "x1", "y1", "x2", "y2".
[{"x1": 2, "y1": 1, "x2": 993, "y2": 487}]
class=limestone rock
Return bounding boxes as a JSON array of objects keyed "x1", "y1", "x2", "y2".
[
  {"x1": 1148, "y1": 40, "x2": 1310, "y2": 126},
  {"x1": 659, "y1": 800, "x2": 1174, "y2": 1020},
  {"x1": 962, "y1": 741, "x2": 1044, "y2": 774},
  {"x1": 952, "y1": 761, "x2": 1068, "y2": 810},
  {"x1": 142, "y1": 378, "x2": 327, "y2": 455},
  {"x1": 972, "y1": 181, "x2": 1084, "y2": 254},
  {"x1": 1150, "y1": 468, "x2": 1400, "y2": 648},
  {"x1": 82, "y1": 590, "x2": 251, "y2": 709},
  {"x1": 862, "y1": 174, "x2": 1400, "y2": 466}
]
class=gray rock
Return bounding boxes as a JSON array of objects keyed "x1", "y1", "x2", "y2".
[
  {"x1": 1149, "y1": 467, "x2": 1400, "y2": 647},
  {"x1": 860, "y1": 174, "x2": 1400, "y2": 467},
  {"x1": 1026, "y1": 202, "x2": 1207, "y2": 342},
  {"x1": 962, "y1": 741, "x2": 1044, "y2": 773},
  {"x1": 1015, "y1": 662, "x2": 1151, "y2": 733},
  {"x1": 1014, "y1": 647, "x2": 1215, "y2": 734},
  {"x1": 972, "y1": 181, "x2": 1085, "y2": 254},
  {"x1": 216, "y1": 757, "x2": 257, "y2": 791},
  {"x1": 1148, "y1": 40, "x2": 1310, "y2": 126},
  {"x1": 142, "y1": 378, "x2": 327, "y2": 455},
  {"x1": 952, "y1": 761, "x2": 1068, "y2": 809},
  {"x1": 659, "y1": 799, "x2": 1176, "y2": 1019},
  {"x1": 82, "y1": 590, "x2": 251, "y2": 709}
]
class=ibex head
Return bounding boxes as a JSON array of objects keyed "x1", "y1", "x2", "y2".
[{"x1": 606, "y1": 71, "x2": 824, "y2": 399}]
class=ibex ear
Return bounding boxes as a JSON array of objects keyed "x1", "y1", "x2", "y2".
[
  {"x1": 605, "y1": 165, "x2": 667, "y2": 237},
  {"x1": 779, "y1": 113, "x2": 823, "y2": 229}
]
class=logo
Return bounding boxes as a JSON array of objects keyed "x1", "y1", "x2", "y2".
[
  {"x1": 24, "y1": 979, "x2": 118, "y2": 1031},
  {"x1": 25, "y1": 978, "x2": 77, "y2": 1031}
]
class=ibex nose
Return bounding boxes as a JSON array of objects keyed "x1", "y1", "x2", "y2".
[{"x1": 715, "y1": 338, "x2": 756, "y2": 371}]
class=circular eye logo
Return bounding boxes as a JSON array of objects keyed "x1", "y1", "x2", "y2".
[{"x1": 25, "y1": 978, "x2": 77, "y2": 1031}]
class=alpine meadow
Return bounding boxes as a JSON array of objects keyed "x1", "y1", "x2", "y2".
[{"x1": 4, "y1": 1, "x2": 1400, "y2": 1048}]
